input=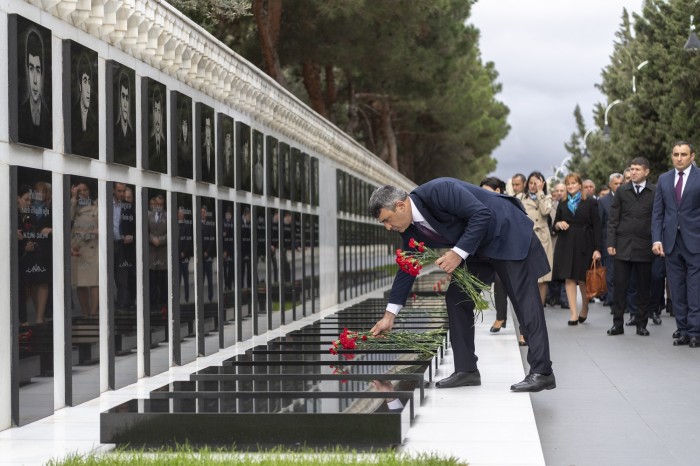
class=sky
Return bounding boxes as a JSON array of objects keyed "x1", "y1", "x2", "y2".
[{"x1": 470, "y1": 0, "x2": 644, "y2": 182}]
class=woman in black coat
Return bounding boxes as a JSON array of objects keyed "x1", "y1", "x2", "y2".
[{"x1": 552, "y1": 173, "x2": 603, "y2": 325}]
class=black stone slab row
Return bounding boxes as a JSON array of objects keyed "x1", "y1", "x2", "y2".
[{"x1": 100, "y1": 295, "x2": 448, "y2": 449}]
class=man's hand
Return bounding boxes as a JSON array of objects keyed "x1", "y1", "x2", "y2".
[
  {"x1": 435, "y1": 250, "x2": 462, "y2": 274},
  {"x1": 607, "y1": 247, "x2": 616, "y2": 256},
  {"x1": 652, "y1": 242, "x2": 664, "y2": 257},
  {"x1": 371, "y1": 311, "x2": 396, "y2": 336}
]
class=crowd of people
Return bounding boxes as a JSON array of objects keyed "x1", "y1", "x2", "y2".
[{"x1": 483, "y1": 141, "x2": 699, "y2": 347}]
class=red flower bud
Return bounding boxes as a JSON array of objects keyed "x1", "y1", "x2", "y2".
[
  {"x1": 362, "y1": 335, "x2": 368, "y2": 341},
  {"x1": 409, "y1": 238, "x2": 416, "y2": 248}
]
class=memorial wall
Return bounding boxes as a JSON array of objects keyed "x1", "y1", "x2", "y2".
[{"x1": 0, "y1": 0, "x2": 414, "y2": 430}]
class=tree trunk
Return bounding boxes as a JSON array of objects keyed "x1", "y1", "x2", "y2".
[
  {"x1": 324, "y1": 64, "x2": 337, "y2": 121},
  {"x1": 302, "y1": 59, "x2": 327, "y2": 117},
  {"x1": 379, "y1": 100, "x2": 398, "y2": 170},
  {"x1": 253, "y1": 0, "x2": 285, "y2": 85}
]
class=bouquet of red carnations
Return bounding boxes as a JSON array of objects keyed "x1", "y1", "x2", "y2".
[
  {"x1": 329, "y1": 327, "x2": 446, "y2": 376},
  {"x1": 396, "y1": 238, "x2": 491, "y2": 311}
]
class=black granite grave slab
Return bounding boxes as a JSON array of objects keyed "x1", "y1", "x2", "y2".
[{"x1": 101, "y1": 395, "x2": 412, "y2": 448}]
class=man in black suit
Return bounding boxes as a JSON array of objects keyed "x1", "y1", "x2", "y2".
[
  {"x1": 606, "y1": 158, "x2": 656, "y2": 336},
  {"x1": 369, "y1": 179, "x2": 555, "y2": 392},
  {"x1": 18, "y1": 28, "x2": 52, "y2": 149},
  {"x1": 652, "y1": 141, "x2": 700, "y2": 347},
  {"x1": 598, "y1": 173, "x2": 623, "y2": 307},
  {"x1": 114, "y1": 71, "x2": 135, "y2": 164}
]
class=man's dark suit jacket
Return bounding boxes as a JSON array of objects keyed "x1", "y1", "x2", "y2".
[
  {"x1": 607, "y1": 182, "x2": 655, "y2": 262},
  {"x1": 18, "y1": 98, "x2": 52, "y2": 149},
  {"x1": 114, "y1": 121, "x2": 135, "y2": 165},
  {"x1": 388, "y1": 177, "x2": 538, "y2": 306},
  {"x1": 652, "y1": 165, "x2": 700, "y2": 254},
  {"x1": 148, "y1": 134, "x2": 167, "y2": 173}
]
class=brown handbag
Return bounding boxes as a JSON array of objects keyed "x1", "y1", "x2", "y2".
[{"x1": 585, "y1": 259, "x2": 607, "y2": 299}]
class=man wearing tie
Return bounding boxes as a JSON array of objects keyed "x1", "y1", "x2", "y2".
[
  {"x1": 606, "y1": 158, "x2": 655, "y2": 336},
  {"x1": 369, "y1": 178, "x2": 555, "y2": 392},
  {"x1": 652, "y1": 141, "x2": 700, "y2": 347}
]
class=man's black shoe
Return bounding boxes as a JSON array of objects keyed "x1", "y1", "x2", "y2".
[
  {"x1": 652, "y1": 312, "x2": 662, "y2": 325},
  {"x1": 673, "y1": 335, "x2": 690, "y2": 346},
  {"x1": 673, "y1": 329, "x2": 681, "y2": 339},
  {"x1": 436, "y1": 370, "x2": 481, "y2": 388},
  {"x1": 636, "y1": 327, "x2": 650, "y2": 336},
  {"x1": 510, "y1": 373, "x2": 556, "y2": 392},
  {"x1": 690, "y1": 336, "x2": 700, "y2": 348},
  {"x1": 625, "y1": 316, "x2": 637, "y2": 326},
  {"x1": 607, "y1": 326, "x2": 624, "y2": 336}
]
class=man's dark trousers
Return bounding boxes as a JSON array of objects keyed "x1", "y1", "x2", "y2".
[
  {"x1": 446, "y1": 235, "x2": 552, "y2": 375},
  {"x1": 612, "y1": 259, "x2": 651, "y2": 328},
  {"x1": 666, "y1": 231, "x2": 700, "y2": 337}
]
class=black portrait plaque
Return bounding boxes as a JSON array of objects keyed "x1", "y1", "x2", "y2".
[
  {"x1": 141, "y1": 78, "x2": 167, "y2": 173},
  {"x1": 106, "y1": 61, "x2": 136, "y2": 166},
  {"x1": 266, "y1": 137, "x2": 279, "y2": 198},
  {"x1": 252, "y1": 130, "x2": 264, "y2": 195},
  {"x1": 221, "y1": 200, "x2": 236, "y2": 348},
  {"x1": 171, "y1": 92, "x2": 193, "y2": 179},
  {"x1": 218, "y1": 114, "x2": 235, "y2": 188},
  {"x1": 174, "y1": 193, "x2": 196, "y2": 365},
  {"x1": 197, "y1": 104, "x2": 215, "y2": 184},
  {"x1": 63, "y1": 41, "x2": 98, "y2": 158},
  {"x1": 9, "y1": 15, "x2": 53, "y2": 150},
  {"x1": 236, "y1": 123, "x2": 251, "y2": 192},
  {"x1": 280, "y1": 142, "x2": 291, "y2": 200}
]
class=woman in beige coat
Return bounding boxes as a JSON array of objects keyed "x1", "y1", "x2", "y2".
[{"x1": 516, "y1": 171, "x2": 553, "y2": 305}]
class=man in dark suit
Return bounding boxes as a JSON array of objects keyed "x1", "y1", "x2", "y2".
[
  {"x1": 607, "y1": 158, "x2": 655, "y2": 336},
  {"x1": 598, "y1": 173, "x2": 623, "y2": 307},
  {"x1": 652, "y1": 141, "x2": 700, "y2": 347},
  {"x1": 369, "y1": 178, "x2": 555, "y2": 392}
]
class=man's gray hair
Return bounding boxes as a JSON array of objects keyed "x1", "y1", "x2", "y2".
[
  {"x1": 609, "y1": 173, "x2": 623, "y2": 183},
  {"x1": 368, "y1": 185, "x2": 408, "y2": 218}
]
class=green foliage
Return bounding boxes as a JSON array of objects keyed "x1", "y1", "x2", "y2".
[
  {"x1": 48, "y1": 446, "x2": 468, "y2": 465},
  {"x1": 170, "y1": 0, "x2": 508, "y2": 184},
  {"x1": 565, "y1": 0, "x2": 700, "y2": 187}
]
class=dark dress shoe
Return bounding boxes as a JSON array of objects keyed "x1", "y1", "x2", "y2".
[
  {"x1": 652, "y1": 313, "x2": 662, "y2": 325},
  {"x1": 518, "y1": 338, "x2": 528, "y2": 347},
  {"x1": 673, "y1": 335, "x2": 690, "y2": 346},
  {"x1": 490, "y1": 320, "x2": 506, "y2": 333},
  {"x1": 436, "y1": 370, "x2": 481, "y2": 388},
  {"x1": 578, "y1": 314, "x2": 588, "y2": 323},
  {"x1": 607, "y1": 326, "x2": 624, "y2": 336},
  {"x1": 636, "y1": 327, "x2": 650, "y2": 336},
  {"x1": 510, "y1": 373, "x2": 556, "y2": 392},
  {"x1": 673, "y1": 329, "x2": 681, "y2": 339},
  {"x1": 567, "y1": 320, "x2": 578, "y2": 326},
  {"x1": 690, "y1": 336, "x2": 700, "y2": 348},
  {"x1": 625, "y1": 316, "x2": 637, "y2": 326}
]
